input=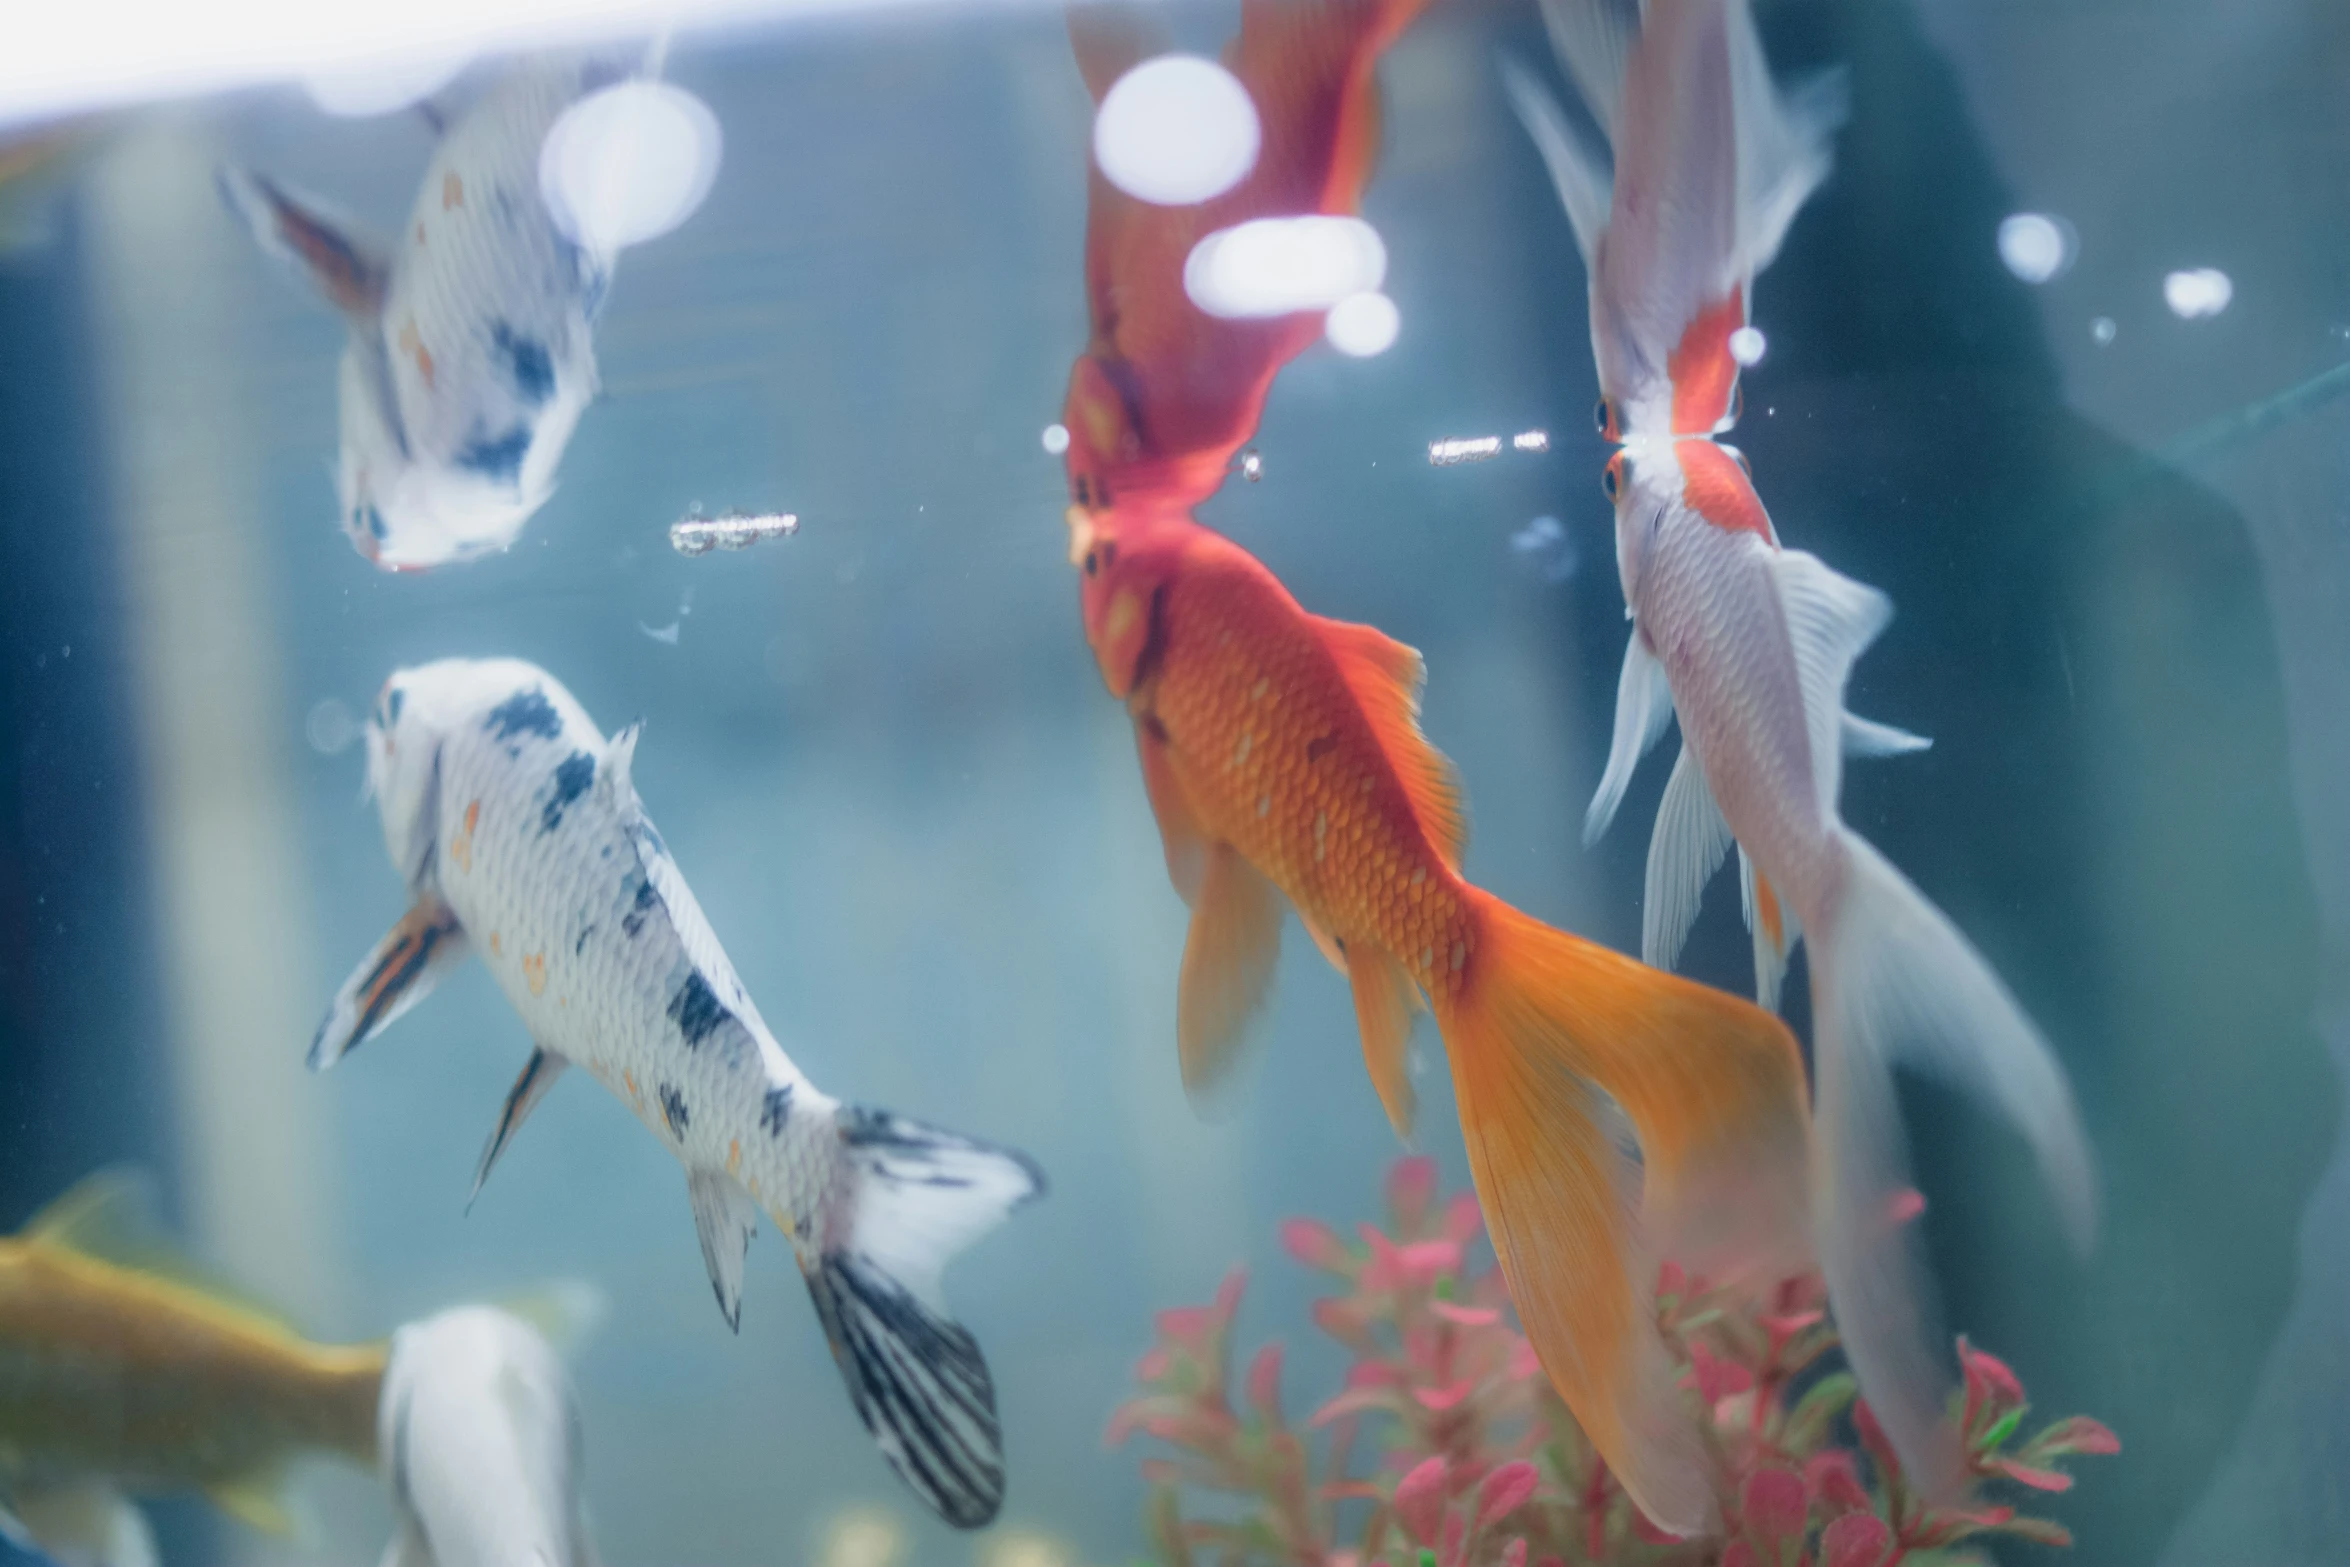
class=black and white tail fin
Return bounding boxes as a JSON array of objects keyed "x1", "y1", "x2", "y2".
[
  {"x1": 804, "y1": 1107, "x2": 1045, "y2": 1530},
  {"x1": 1811, "y1": 831, "x2": 2097, "y2": 1502}
]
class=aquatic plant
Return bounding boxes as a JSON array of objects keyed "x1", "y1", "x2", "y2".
[{"x1": 1109, "y1": 1159, "x2": 2116, "y2": 1566}]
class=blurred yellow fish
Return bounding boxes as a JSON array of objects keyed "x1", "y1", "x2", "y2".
[{"x1": 0, "y1": 1171, "x2": 382, "y2": 1567}]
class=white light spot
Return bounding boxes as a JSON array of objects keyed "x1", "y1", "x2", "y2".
[
  {"x1": 1512, "y1": 429, "x2": 1549, "y2": 452},
  {"x1": 1429, "y1": 435, "x2": 1502, "y2": 466},
  {"x1": 1094, "y1": 55, "x2": 1259, "y2": 206},
  {"x1": 1326, "y1": 290, "x2": 1400, "y2": 357},
  {"x1": 303, "y1": 50, "x2": 468, "y2": 117},
  {"x1": 541, "y1": 81, "x2": 722, "y2": 253},
  {"x1": 639, "y1": 620, "x2": 681, "y2": 646},
  {"x1": 2165, "y1": 268, "x2": 2233, "y2": 319},
  {"x1": 1185, "y1": 217, "x2": 1386, "y2": 319},
  {"x1": 1240, "y1": 447, "x2": 1263, "y2": 481},
  {"x1": 306, "y1": 698, "x2": 357, "y2": 755},
  {"x1": 1997, "y1": 212, "x2": 2075, "y2": 284},
  {"x1": 1728, "y1": 326, "x2": 1767, "y2": 366},
  {"x1": 2091, "y1": 316, "x2": 2117, "y2": 345},
  {"x1": 1041, "y1": 423, "x2": 1071, "y2": 456}
]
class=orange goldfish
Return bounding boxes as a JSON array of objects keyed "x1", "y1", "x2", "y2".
[
  {"x1": 1067, "y1": 500, "x2": 1813, "y2": 1532},
  {"x1": 1062, "y1": 0, "x2": 1427, "y2": 514}
]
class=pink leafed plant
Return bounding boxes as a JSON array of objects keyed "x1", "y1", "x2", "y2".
[{"x1": 1107, "y1": 1158, "x2": 2117, "y2": 1567}]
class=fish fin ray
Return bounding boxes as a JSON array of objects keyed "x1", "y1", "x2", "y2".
[
  {"x1": 312, "y1": 899, "x2": 470, "y2": 1071},
  {"x1": 1737, "y1": 849, "x2": 1799, "y2": 1014},
  {"x1": 1316, "y1": 615, "x2": 1469, "y2": 868},
  {"x1": 1439, "y1": 895, "x2": 1812, "y2": 1533},
  {"x1": 1535, "y1": 0, "x2": 1639, "y2": 141},
  {"x1": 215, "y1": 165, "x2": 388, "y2": 320},
  {"x1": 1585, "y1": 630, "x2": 1675, "y2": 844},
  {"x1": 1136, "y1": 719, "x2": 1208, "y2": 905},
  {"x1": 1641, "y1": 743, "x2": 1733, "y2": 973},
  {"x1": 469, "y1": 1048, "x2": 570, "y2": 1209},
  {"x1": 1346, "y1": 944, "x2": 1420, "y2": 1137},
  {"x1": 1810, "y1": 831, "x2": 2096, "y2": 1500},
  {"x1": 1767, "y1": 549, "x2": 1895, "y2": 820},
  {"x1": 686, "y1": 1169, "x2": 759, "y2": 1333},
  {"x1": 1177, "y1": 843, "x2": 1285, "y2": 1109},
  {"x1": 811, "y1": 1108, "x2": 1044, "y2": 1528},
  {"x1": 1501, "y1": 55, "x2": 1613, "y2": 264},
  {"x1": 1729, "y1": 0, "x2": 1846, "y2": 279},
  {"x1": 1842, "y1": 711, "x2": 1932, "y2": 758}
]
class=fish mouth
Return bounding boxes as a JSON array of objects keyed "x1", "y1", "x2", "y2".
[{"x1": 1065, "y1": 504, "x2": 1101, "y2": 567}]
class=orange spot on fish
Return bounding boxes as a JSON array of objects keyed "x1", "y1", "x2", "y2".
[
  {"x1": 1754, "y1": 870, "x2": 1784, "y2": 950},
  {"x1": 397, "y1": 319, "x2": 436, "y2": 390},
  {"x1": 414, "y1": 222, "x2": 426, "y2": 247},
  {"x1": 442, "y1": 173, "x2": 464, "y2": 210},
  {"x1": 523, "y1": 952, "x2": 547, "y2": 996},
  {"x1": 1678, "y1": 440, "x2": 1775, "y2": 542},
  {"x1": 727, "y1": 1139, "x2": 742, "y2": 1176},
  {"x1": 488, "y1": 931, "x2": 502, "y2": 957},
  {"x1": 1667, "y1": 290, "x2": 1744, "y2": 434},
  {"x1": 450, "y1": 799, "x2": 479, "y2": 873}
]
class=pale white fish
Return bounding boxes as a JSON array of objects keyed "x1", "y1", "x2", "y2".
[
  {"x1": 1600, "y1": 436, "x2": 2096, "y2": 1500},
  {"x1": 377, "y1": 1302, "x2": 599, "y2": 1567},
  {"x1": 220, "y1": 60, "x2": 616, "y2": 570},
  {"x1": 1504, "y1": 0, "x2": 1846, "y2": 441},
  {"x1": 311, "y1": 657, "x2": 1046, "y2": 1528}
]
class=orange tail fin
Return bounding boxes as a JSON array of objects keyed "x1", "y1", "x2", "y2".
[{"x1": 1435, "y1": 894, "x2": 1812, "y2": 1535}]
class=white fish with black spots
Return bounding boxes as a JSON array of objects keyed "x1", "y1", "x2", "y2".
[
  {"x1": 221, "y1": 61, "x2": 614, "y2": 570},
  {"x1": 314, "y1": 657, "x2": 1046, "y2": 1528},
  {"x1": 377, "y1": 1301, "x2": 600, "y2": 1567}
]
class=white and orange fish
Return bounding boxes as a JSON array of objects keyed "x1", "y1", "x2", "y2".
[
  {"x1": 221, "y1": 60, "x2": 615, "y2": 570},
  {"x1": 1511, "y1": 0, "x2": 2097, "y2": 1497},
  {"x1": 316, "y1": 657, "x2": 1045, "y2": 1527}
]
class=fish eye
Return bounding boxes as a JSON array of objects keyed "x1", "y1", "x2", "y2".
[
  {"x1": 1601, "y1": 453, "x2": 1624, "y2": 503},
  {"x1": 1083, "y1": 549, "x2": 1099, "y2": 576},
  {"x1": 1594, "y1": 397, "x2": 1620, "y2": 442}
]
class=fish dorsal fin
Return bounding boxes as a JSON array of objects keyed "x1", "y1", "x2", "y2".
[
  {"x1": 1766, "y1": 549, "x2": 1896, "y2": 821},
  {"x1": 1316, "y1": 616, "x2": 1469, "y2": 870},
  {"x1": 22, "y1": 1169, "x2": 299, "y2": 1333}
]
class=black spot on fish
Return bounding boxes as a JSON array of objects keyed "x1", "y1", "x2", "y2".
[
  {"x1": 1306, "y1": 733, "x2": 1337, "y2": 764},
  {"x1": 760, "y1": 1085, "x2": 793, "y2": 1136},
  {"x1": 454, "y1": 424, "x2": 532, "y2": 484},
  {"x1": 484, "y1": 688, "x2": 562, "y2": 745},
  {"x1": 668, "y1": 971, "x2": 728, "y2": 1048},
  {"x1": 574, "y1": 923, "x2": 595, "y2": 957},
  {"x1": 385, "y1": 687, "x2": 404, "y2": 725},
  {"x1": 541, "y1": 751, "x2": 595, "y2": 834},
  {"x1": 354, "y1": 502, "x2": 388, "y2": 541},
  {"x1": 636, "y1": 821, "x2": 669, "y2": 859},
  {"x1": 660, "y1": 1083, "x2": 690, "y2": 1136},
  {"x1": 491, "y1": 321, "x2": 555, "y2": 407},
  {"x1": 621, "y1": 877, "x2": 659, "y2": 939}
]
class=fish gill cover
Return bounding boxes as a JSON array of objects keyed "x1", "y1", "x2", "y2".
[{"x1": 1109, "y1": 1158, "x2": 2117, "y2": 1566}]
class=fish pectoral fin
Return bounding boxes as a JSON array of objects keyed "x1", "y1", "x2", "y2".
[
  {"x1": 1841, "y1": 710, "x2": 1932, "y2": 759},
  {"x1": 1346, "y1": 944, "x2": 1420, "y2": 1139},
  {"x1": 686, "y1": 1169, "x2": 760, "y2": 1333},
  {"x1": 1586, "y1": 628, "x2": 1676, "y2": 846},
  {"x1": 1315, "y1": 615, "x2": 1469, "y2": 869},
  {"x1": 215, "y1": 165, "x2": 389, "y2": 321},
  {"x1": 6, "y1": 1481, "x2": 158, "y2": 1567},
  {"x1": 206, "y1": 1470, "x2": 298, "y2": 1540},
  {"x1": 470, "y1": 1048, "x2": 571, "y2": 1209},
  {"x1": 1737, "y1": 848, "x2": 1801, "y2": 1014},
  {"x1": 1642, "y1": 743, "x2": 1734, "y2": 974},
  {"x1": 1135, "y1": 717, "x2": 1209, "y2": 905},
  {"x1": 1175, "y1": 843, "x2": 1285, "y2": 1111},
  {"x1": 312, "y1": 898, "x2": 470, "y2": 1071}
]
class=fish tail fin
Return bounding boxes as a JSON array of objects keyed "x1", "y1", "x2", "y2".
[
  {"x1": 1230, "y1": 0, "x2": 1430, "y2": 217},
  {"x1": 1809, "y1": 829, "x2": 2097, "y2": 1501},
  {"x1": 1435, "y1": 894, "x2": 1812, "y2": 1536},
  {"x1": 804, "y1": 1107, "x2": 1047, "y2": 1530}
]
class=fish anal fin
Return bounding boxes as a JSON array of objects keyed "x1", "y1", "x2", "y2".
[
  {"x1": 1768, "y1": 549, "x2": 1897, "y2": 819},
  {"x1": 1136, "y1": 718, "x2": 1208, "y2": 905},
  {"x1": 1585, "y1": 628, "x2": 1674, "y2": 845},
  {"x1": 1641, "y1": 744, "x2": 1733, "y2": 973},
  {"x1": 1176, "y1": 843, "x2": 1285, "y2": 1110},
  {"x1": 469, "y1": 1048, "x2": 570, "y2": 1209},
  {"x1": 206, "y1": 1470, "x2": 297, "y2": 1539},
  {"x1": 686, "y1": 1170, "x2": 760, "y2": 1333},
  {"x1": 1738, "y1": 848, "x2": 1799, "y2": 1014},
  {"x1": 1346, "y1": 944, "x2": 1420, "y2": 1138},
  {"x1": 1315, "y1": 615, "x2": 1469, "y2": 869},
  {"x1": 1842, "y1": 711, "x2": 1931, "y2": 759},
  {"x1": 312, "y1": 898, "x2": 470, "y2": 1071}
]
